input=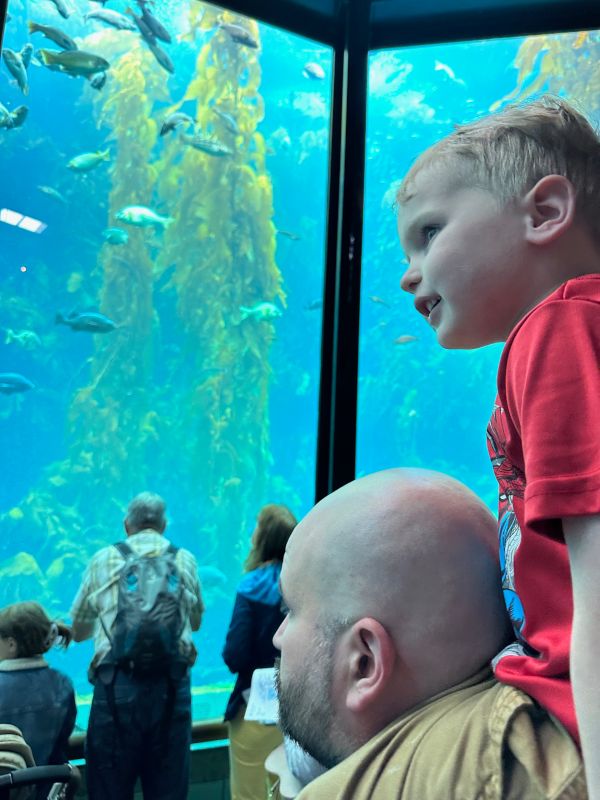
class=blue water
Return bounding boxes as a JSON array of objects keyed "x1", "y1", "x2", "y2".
[{"x1": 0, "y1": 1, "x2": 595, "y2": 728}]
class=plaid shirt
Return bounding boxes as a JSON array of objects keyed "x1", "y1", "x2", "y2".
[{"x1": 70, "y1": 530, "x2": 204, "y2": 670}]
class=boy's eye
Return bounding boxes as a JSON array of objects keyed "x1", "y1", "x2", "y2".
[{"x1": 423, "y1": 225, "x2": 439, "y2": 245}]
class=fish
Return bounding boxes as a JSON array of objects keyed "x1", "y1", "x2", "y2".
[
  {"x1": 126, "y1": 7, "x2": 156, "y2": 45},
  {"x1": 180, "y1": 132, "x2": 232, "y2": 156},
  {"x1": 38, "y1": 185, "x2": 67, "y2": 203},
  {"x1": 198, "y1": 565, "x2": 227, "y2": 587},
  {"x1": 103, "y1": 227, "x2": 129, "y2": 245},
  {"x1": 55, "y1": 310, "x2": 116, "y2": 333},
  {"x1": 276, "y1": 229, "x2": 301, "y2": 241},
  {"x1": 146, "y1": 39, "x2": 174, "y2": 74},
  {"x1": 239, "y1": 302, "x2": 282, "y2": 321},
  {"x1": 304, "y1": 298, "x2": 322, "y2": 311},
  {"x1": 160, "y1": 111, "x2": 194, "y2": 136},
  {"x1": 38, "y1": 49, "x2": 110, "y2": 77},
  {"x1": 85, "y1": 9, "x2": 136, "y2": 31},
  {"x1": 434, "y1": 59, "x2": 466, "y2": 86},
  {"x1": 302, "y1": 62, "x2": 325, "y2": 80},
  {"x1": 0, "y1": 373, "x2": 35, "y2": 394},
  {"x1": 67, "y1": 148, "x2": 110, "y2": 171},
  {"x1": 5, "y1": 328, "x2": 42, "y2": 349},
  {"x1": 2, "y1": 45, "x2": 34, "y2": 95},
  {"x1": 47, "y1": 0, "x2": 71, "y2": 19},
  {"x1": 9, "y1": 105, "x2": 27, "y2": 128},
  {"x1": 211, "y1": 106, "x2": 240, "y2": 136},
  {"x1": 135, "y1": 0, "x2": 171, "y2": 43},
  {"x1": 115, "y1": 205, "x2": 174, "y2": 229},
  {"x1": 27, "y1": 21, "x2": 78, "y2": 51},
  {"x1": 219, "y1": 22, "x2": 258, "y2": 49},
  {"x1": 393, "y1": 334, "x2": 418, "y2": 345},
  {"x1": 369, "y1": 295, "x2": 391, "y2": 308},
  {"x1": 0, "y1": 103, "x2": 12, "y2": 129},
  {"x1": 89, "y1": 71, "x2": 107, "y2": 90},
  {"x1": 66, "y1": 272, "x2": 83, "y2": 292}
]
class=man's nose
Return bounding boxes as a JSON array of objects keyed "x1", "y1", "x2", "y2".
[
  {"x1": 273, "y1": 616, "x2": 286, "y2": 650},
  {"x1": 400, "y1": 261, "x2": 421, "y2": 294}
]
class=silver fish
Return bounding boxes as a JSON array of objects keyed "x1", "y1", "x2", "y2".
[
  {"x1": 211, "y1": 106, "x2": 240, "y2": 136},
  {"x1": 48, "y1": 0, "x2": 71, "y2": 19},
  {"x1": 38, "y1": 49, "x2": 109, "y2": 77},
  {"x1": 85, "y1": 9, "x2": 136, "y2": 31},
  {"x1": 2, "y1": 45, "x2": 33, "y2": 95},
  {"x1": 55, "y1": 310, "x2": 116, "y2": 333},
  {"x1": 180, "y1": 133, "x2": 232, "y2": 156},
  {"x1": 160, "y1": 111, "x2": 194, "y2": 136},
  {"x1": 27, "y1": 21, "x2": 78, "y2": 51}
]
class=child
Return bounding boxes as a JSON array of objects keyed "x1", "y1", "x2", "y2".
[
  {"x1": 0, "y1": 602, "x2": 76, "y2": 772},
  {"x1": 395, "y1": 96, "x2": 600, "y2": 799}
]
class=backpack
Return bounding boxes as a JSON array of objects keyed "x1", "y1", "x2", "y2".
[{"x1": 104, "y1": 540, "x2": 185, "y2": 677}]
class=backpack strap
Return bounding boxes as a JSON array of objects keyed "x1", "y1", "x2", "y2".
[
  {"x1": 166, "y1": 543, "x2": 179, "y2": 557},
  {"x1": 114, "y1": 541, "x2": 133, "y2": 559}
]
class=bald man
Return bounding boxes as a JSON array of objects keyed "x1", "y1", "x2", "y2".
[{"x1": 273, "y1": 469, "x2": 585, "y2": 800}]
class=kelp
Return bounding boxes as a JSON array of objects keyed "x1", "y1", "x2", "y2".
[
  {"x1": 154, "y1": 5, "x2": 283, "y2": 569},
  {"x1": 491, "y1": 30, "x2": 600, "y2": 114}
]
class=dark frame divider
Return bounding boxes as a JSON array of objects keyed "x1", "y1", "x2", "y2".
[{"x1": 315, "y1": 0, "x2": 370, "y2": 499}]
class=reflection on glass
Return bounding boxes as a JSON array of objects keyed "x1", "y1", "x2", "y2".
[
  {"x1": 359, "y1": 31, "x2": 600, "y2": 506},
  {"x1": 0, "y1": 0, "x2": 332, "y2": 726}
]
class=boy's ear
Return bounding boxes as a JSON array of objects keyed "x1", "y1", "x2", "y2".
[
  {"x1": 523, "y1": 174, "x2": 576, "y2": 245},
  {"x1": 344, "y1": 618, "x2": 395, "y2": 715}
]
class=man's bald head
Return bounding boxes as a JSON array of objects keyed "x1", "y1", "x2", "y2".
[{"x1": 278, "y1": 469, "x2": 511, "y2": 735}]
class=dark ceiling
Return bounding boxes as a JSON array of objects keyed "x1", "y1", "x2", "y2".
[{"x1": 214, "y1": 0, "x2": 600, "y2": 48}]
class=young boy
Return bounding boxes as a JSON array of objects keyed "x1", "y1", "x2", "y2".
[{"x1": 396, "y1": 96, "x2": 600, "y2": 799}]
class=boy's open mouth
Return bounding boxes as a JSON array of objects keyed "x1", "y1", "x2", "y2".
[{"x1": 416, "y1": 296, "x2": 441, "y2": 318}]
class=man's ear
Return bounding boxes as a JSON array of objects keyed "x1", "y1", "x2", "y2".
[
  {"x1": 523, "y1": 174, "x2": 576, "y2": 245},
  {"x1": 344, "y1": 618, "x2": 395, "y2": 714}
]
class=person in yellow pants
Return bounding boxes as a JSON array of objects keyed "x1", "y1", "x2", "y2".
[{"x1": 223, "y1": 504, "x2": 297, "y2": 800}]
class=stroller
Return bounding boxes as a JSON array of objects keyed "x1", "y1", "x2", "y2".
[{"x1": 0, "y1": 725, "x2": 79, "y2": 800}]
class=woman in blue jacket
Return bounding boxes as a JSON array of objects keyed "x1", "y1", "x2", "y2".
[
  {"x1": 223, "y1": 504, "x2": 297, "y2": 800},
  {"x1": 0, "y1": 601, "x2": 76, "y2": 797}
]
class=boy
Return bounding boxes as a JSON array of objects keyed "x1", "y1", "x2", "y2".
[{"x1": 396, "y1": 96, "x2": 600, "y2": 800}]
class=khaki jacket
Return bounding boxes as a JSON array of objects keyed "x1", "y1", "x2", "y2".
[{"x1": 296, "y1": 670, "x2": 586, "y2": 800}]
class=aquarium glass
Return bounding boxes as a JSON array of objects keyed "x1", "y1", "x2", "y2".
[
  {"x1": 358, "y1": 30, "x2": 600, "y2": 507},
  {"x1": 0, "y1": 0, "x2": 332, "y2": 727}
]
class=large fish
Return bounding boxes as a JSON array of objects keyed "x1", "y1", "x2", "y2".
[
  {"x1": 48, "y1": 0, "x2": 71, "y2": 19},
  {"x1": 0, "y1": 373, "x2": 35, "y2": 394},
  {"x1": 0, "y1": 102, "x2": 24, "y2": 130},
  {"x1": 126, "y1": 6, "x2": 156, "y2": 45},
  {"x1": 55, "y1": 311, "x2": 116, "y2": 333},
  {"x1": 2, "y1": 44, "x2": 33, "y2": 95},
  {"x1": 27, "y1": 20, "x2": 78, "y2": 51},
  {"x1": 135, "y1": 0, "x2": 171, "y2": 43},
  {"x1": 239, "y1": 302, "x2": 282, "y2": 321},
  {"x1": 146, "y1": 39, "x2": 174, "y2": 74},
  {"x1": 115, "y1": 205, "x2": 174, "y2": 229},
  {"x1": 180, "y1": 132, "x2": 232, "y2": 157},
  {"x1": 85, "y1": 9, "x2": 136, "y2": 31},
  {"x1": 67, "y1": 148, "x2": 110, "y2": 171},
  {"x1": 38, "y1": 49, "x2": 110, "y2": 77},
  {"x1": 219, "y1": 22, "x2": 258, "y2": 49}
]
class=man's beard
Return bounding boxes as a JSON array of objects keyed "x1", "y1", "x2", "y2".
[{"x1": 274, "y1": 651, "x2": 343, "y2": 770}]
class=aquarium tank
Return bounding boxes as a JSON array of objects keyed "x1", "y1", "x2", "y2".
[
  {"x1": 1, "y1": 0, "x2": 599, "y2": 732},
  {"x1": 0, "y1": 0, "x2": 331, "y2": 727},
  {"x1": 357, "y1": 29, "x2": 600, "y2": 510}
]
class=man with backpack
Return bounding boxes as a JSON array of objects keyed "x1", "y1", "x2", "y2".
[{"x1": 70, "y1": 492, "x2": 204, "y2": 800}]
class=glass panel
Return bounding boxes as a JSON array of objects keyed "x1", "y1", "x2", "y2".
[
  {"x1": 0, "y1": 1, "x2": 331, "y2": 726},
  {"x1": 359, "y1": 31, "x2": 600, "y2": 506}
]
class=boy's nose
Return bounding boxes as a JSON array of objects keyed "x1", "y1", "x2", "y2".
[{"x1": 400, "y1": 262, "x2": 421, "y2": 294}]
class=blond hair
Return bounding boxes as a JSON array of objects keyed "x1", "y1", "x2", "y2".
[{"x1": 397, "y1": 96, "x2": 600, "y2": 241}]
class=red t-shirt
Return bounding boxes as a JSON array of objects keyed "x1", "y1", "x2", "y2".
[{"x1": 487, "y1": 274, "x2": 600, "y2": 744}]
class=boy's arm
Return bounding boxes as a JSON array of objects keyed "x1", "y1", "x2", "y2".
[{"x1": 563, "y1": 512, "x2": 600, "y2": 800}]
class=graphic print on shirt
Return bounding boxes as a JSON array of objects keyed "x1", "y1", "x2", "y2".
[{"x1": 486, "y1": 402, "x2": 530, "y2": 659}]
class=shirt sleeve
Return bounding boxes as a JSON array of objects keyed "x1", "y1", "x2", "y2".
[
  {"x1": 222, "y1": 592, "x2": 254, "y2": 674},
  {"x1": 69, "y1": 560, "x2": 96, "y2": 629},
  {"x1": 504, "y1": 298, "x2": 600, "y2": 528},
  {"x1": 178, "y1": 549, "x2": 204, "y2": 624}
]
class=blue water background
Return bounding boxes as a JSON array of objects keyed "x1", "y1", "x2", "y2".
[{"x1": 0, "y1": 2, "x2": 594, "y2": 728}]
